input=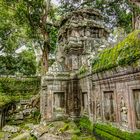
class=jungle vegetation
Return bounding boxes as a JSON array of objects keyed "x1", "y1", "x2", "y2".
[{"x1": 0, "y1": 0, "x2": 139, "y2": 76}]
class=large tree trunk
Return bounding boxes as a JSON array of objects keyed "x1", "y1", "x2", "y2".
[
  {"x1": 42, "y1": 43, "x2": 49, "y2": 75},
  {"x1": 41, "y1": 0, "x2": 51, "y2": 75},
  {"x1": 130, "y1": 0, "x2": 140, "y2": 29}
]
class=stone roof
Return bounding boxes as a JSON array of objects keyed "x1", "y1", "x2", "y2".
[
  {"x1": 59, "y1": 8, "x2": 103, "y2": 27},
  {"x1": 58, "y1": 19, "x2": 110, "y2": 38}
]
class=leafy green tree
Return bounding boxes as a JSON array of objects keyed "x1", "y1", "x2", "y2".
[
  {"x1": 0, "y1": 55, "x2": 17, "y2": 75},
  {"x1": 0, "y1": 0, "x2": 59, "y2": 75},
  {"x1": 0, "y1": 49, "x2": 37, "y2": 76},
  {"x1": 17, "y1": 50, "x2": 37, "y2": 76},
  {"x1": 0, "y1": 0, "x2": 37, "y2": 75},
  {"x1": 2, "y1": 0, "x2": 58, "y2": 74}
]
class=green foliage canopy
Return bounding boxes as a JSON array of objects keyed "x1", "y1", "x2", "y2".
[
  {"x1": 0, "y1": 0, "x2": 58, "y2": 75},
  {"x1": 0, "y1": 0, "x2": 38, "y2": 75},
  {"x1": 0, "y1": 76, "x2": 40, "y2": 107}
]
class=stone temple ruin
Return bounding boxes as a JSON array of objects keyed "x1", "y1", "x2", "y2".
[{"x1": 41, "y1": 7, "x2": 140, "y2": 131}]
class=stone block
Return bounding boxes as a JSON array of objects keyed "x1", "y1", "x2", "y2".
[{"x1": 2, "y1": 125, "x2": 20, "y2": 133}]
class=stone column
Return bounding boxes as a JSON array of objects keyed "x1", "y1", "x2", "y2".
[
  {"x1": 40, "y1": 85, "x2": 48, "y2": 121},
  {"x1": 68, "y1": 74, "x2": 81, "y2": 118}
]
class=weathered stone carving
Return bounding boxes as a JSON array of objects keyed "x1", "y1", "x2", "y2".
[
  {"x1": 104, "y1": 91, "x2": 115, "y2": 122},
  {"x1": 120, "y1": 96, "x2": 128, "y2": 127},
  {"x1": 96, "y1": 97, "x2": 101, "y2": 120},
  {"x1": 57, "y1": 8, "x2": 110, "y2": 71}
]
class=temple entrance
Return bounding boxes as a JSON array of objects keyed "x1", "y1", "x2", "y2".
[
  {"x1": 53, "y1": 92, "x2": 65, "y2": 113},
  {"x1": 81, "y1": 92, "x2": 88, "y2": 113},
  {"x1": 104, "y1": 91, "x2": 115, "y2": 122},
  {"x1": 133, "y1": 89, "x2": 140, "y2": 129}
]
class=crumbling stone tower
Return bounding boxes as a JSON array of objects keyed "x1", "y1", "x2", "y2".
[
  {"x1": 41, "y1": 8, "x2": 109, "y2": 121},
  {"x1": 57, "y1": 8, "x2": 109, "y2": 71}
]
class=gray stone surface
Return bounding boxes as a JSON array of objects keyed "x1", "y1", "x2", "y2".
[
  {"x1": 2, "y1": 125, "x2": 20, "y2": 133},
  {"x1": 11, "y1": 132, "x2": 30, "y2": 140},
  {"x1": 39, "y1": 133, "x2": 70, "y2": 140},
  {"x1": 15, "y1": 112, "x2": 24, "y2": 120},
  {"x1": 23, "y1": 108, "x2": 32, "y2": 116},
  {"x1": 31, "y1": 125, "x2": 48, "y2": 138}
]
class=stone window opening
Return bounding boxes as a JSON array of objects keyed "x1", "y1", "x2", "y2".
[
  {"x1": 53, "y1": 92, "x2": 65, "y2": 112},
  {"x1": 133, "y1": 89, "x2": 140, "y2": 129}
]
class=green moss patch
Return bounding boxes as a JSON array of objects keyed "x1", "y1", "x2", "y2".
[
  {"x1": 92, "y1": 30, "x2": 140, "y2": 72},
  {"x1": 0, "y1": 95, "x2": 12, "y2": 107},
  {"x1": 78, "y1": 65, "x2": 88, "y2": 75},
  {"x1": 0, "y1": 77, "x2": 40, "y2": 95},
  {"x1": 40, "y1": 118, "x2": 95, "y2": 139},
  {"x1": 94, "y1": 123, "x2": 140, "y2": 140},
  {"x1": 74, "y1": 116, "x2": 93, "y2": 135},
  {"x1": 0, "y1": 77, "x2": 40, "y2": 107}
]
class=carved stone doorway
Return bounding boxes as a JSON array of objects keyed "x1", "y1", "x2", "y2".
[{"x1": 133, "y1": 89, "x2": 140, "y2": 129}]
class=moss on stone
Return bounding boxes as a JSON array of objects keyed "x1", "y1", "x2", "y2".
[
  {"x1": 43, "y1": 119, "x2": 95, "y2": 139},
  {"x1": 94, "y1": 123, "x2": 140, "y2": 140},
  {"x1": 0, "y1": 93, "x2": 36, "y2": 108},
  {"x1": 0, "y1": 94, "x2": 12, "y2": 107},
  {"x1": 28, "y1": 136, "x2": 37, "y2": 140},
  {"x1": 71, "y1": 135, "x2": 96, "y2": 140},
  {"x1": 74, "y1": 116, "x2": 93, "y2": 135},
  {"x1": 0, "y1": 77, "x2": 40, "y2": 95},
  {"x1": 78, "y1": 65, "x2": 88, "y2": 75},
  {"x1": 92, "y1": 30, "x2": 140, "y2": 72},
  {"x1": 58, "y1": 123, "x2": 69, "y2": 133},
  {"x1": 0, "y1": 132, "x2": 5, "y2": 139},
  {"x1": 0, "y1": 77, "x2": 40, "y2": 107}
]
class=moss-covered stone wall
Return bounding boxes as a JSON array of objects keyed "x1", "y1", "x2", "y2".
[
  {"x1": 92, "y1": 30, "x2": 140, "y2": 73},
  {"x1": 0, "y1": 76, "x2": 41, "y2": 107}
]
